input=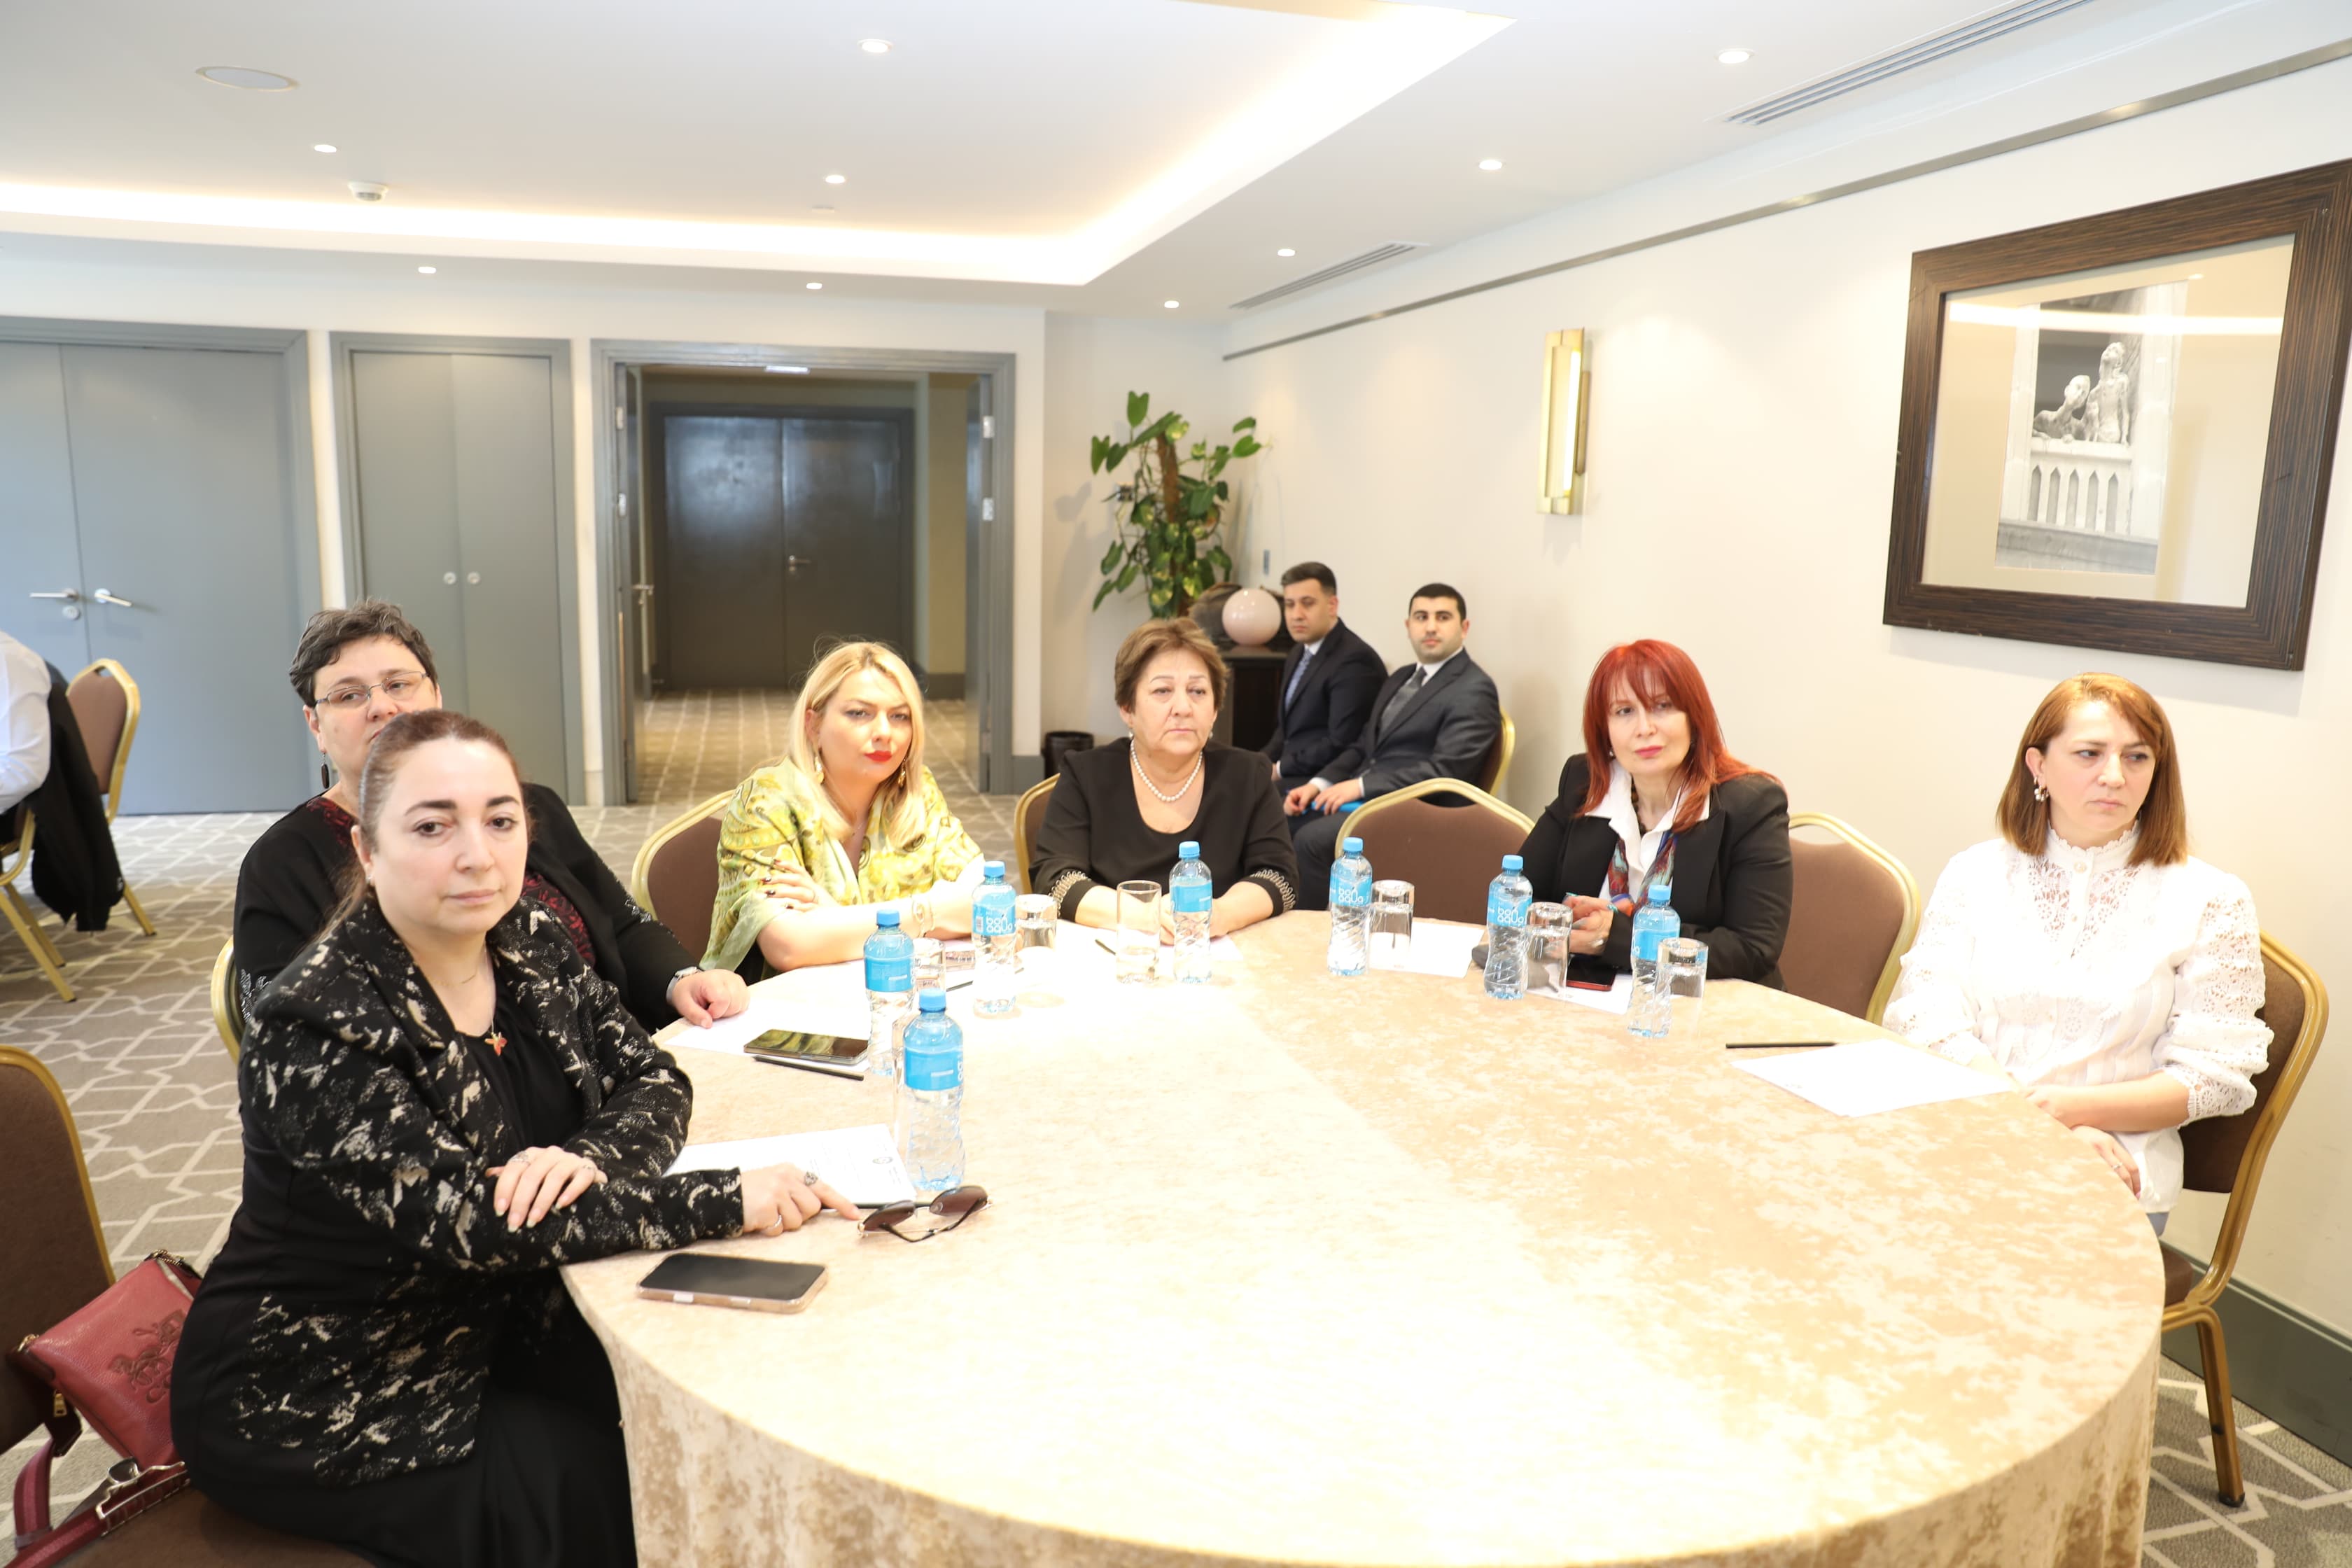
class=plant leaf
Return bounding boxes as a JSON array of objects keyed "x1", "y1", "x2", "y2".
[
  {"x1": 1126, "y1": 391, "x2": 1149, "y2": 427},
  {"x1": 1232, "y1": 416, "x2": 1256, "y2": 433},
  {"x1": 1093, "y1": 578, "x2": 1119, "y2": 609},
  {"x1": 1100, "y1": 538, "x2": 1124, "y2": 574},
  {"x1": 1231, "y1": 434, "x2": 1261, "y2": 458},
  {"x1": 1114, "y1": 563, "x2": 1138, "y2": 592}
]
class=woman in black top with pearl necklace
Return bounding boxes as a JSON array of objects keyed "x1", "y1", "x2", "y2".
[{"x1": 1032, "y1": 619, "x2": 1298, "y2": 934}]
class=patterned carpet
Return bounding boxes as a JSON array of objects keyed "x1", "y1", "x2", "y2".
[{"x1": 4, "y1": 694, "x2": 2346, "y2": 1562}]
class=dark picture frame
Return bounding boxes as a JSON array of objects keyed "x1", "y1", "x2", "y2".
[{"x1": 1883, "y1": 159, "x2": 2352, "y2": 669}]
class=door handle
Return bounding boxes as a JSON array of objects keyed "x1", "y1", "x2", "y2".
[
  {"x1": 631, "y1": 582, "x2": 655, "y2": 601},
  {"x1": 785, "y1": 555, "x2": 813, "y2": 572},
  {"x1": 92, "y1": 589, "x2": 137, "y2": 608},
  {"x1": 29, "y1": 589, "x2": 79, "y2": 601}
]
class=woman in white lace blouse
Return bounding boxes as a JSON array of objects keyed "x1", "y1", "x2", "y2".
[{"x1": 1884, "y1": 673, "x2": 2270, "y2": 1230}]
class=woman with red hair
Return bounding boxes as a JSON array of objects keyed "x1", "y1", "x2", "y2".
[{"x1": 1516, "y1": 640, "x2": 1793, "y2": 984}]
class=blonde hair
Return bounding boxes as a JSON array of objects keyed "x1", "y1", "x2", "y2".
[{"x1": 786, "y1": 642, "x2": 932, "y2": 850}]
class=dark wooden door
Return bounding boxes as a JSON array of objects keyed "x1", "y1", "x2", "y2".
[{"x1": 779, "y1": 416, "x2": 907, "y2": 685}]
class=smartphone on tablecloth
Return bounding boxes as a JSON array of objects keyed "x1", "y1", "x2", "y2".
[
  {"x1": 1562, "y1": 954, "x2": 1618, "y2": 991},
  {"x1": 637, "y1": 1255, "x2": 828, "y2": 1315},
  {"x1": 743, "y1": 1030, "x2": 867, "y2": 1078}
]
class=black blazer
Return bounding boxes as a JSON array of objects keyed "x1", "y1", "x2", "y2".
[
  {"x1": 19, "y1": 665, "x2": 125, "y2": 932},
  {"x1": 172, "y1": 897, "x2": 743, "y2": 1489},
  {"x1": 1516, "y1": 755, "x2": 1793, "y2": 987},
  {"x1": 1031, "y1": 741, "x2": 1298, "y2": 919},
  {"x1": 234, "y1": 782, "x2": 694, "y2": 1029},
  {"x1": 1259, "y1": 619, "x2": 1387, "y2": 785},
  {"x1": 1323, "y1": 651, "x2": 1501, "y2": 799}
]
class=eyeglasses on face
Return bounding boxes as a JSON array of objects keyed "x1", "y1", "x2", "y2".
[
  {"x1": 314, "y1": 673, "x2": 430, "y2": 712},
  {"x1": 860, "y1": 1185, "x2": 988, "y2": 1242}
]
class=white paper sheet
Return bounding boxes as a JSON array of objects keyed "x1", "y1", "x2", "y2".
[
  {"x1": 665, "y1": 1124, "x2": 916, "y2": 1208},
  {"x1": 664, "y1": 976, "x2": 870, "y2": 1054},
  {"x1": 1535, "y1": 972, "x2": 1634, "y2": 1014},
  {"x1": 1394, "y1": 921, "x2": 1483, "y2": 978},
  {"x1": 1732, "y1": 1038, "x2": 2005, "y2": 1118}
]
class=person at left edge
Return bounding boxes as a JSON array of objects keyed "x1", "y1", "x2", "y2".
[{"x1": 232, "y1": 599, "x2": 747, "y2": 1031}]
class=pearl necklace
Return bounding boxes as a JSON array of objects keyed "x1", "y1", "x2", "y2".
[{"x1": 1130, "y1": 739, "x2": 1203, "y2": 804}]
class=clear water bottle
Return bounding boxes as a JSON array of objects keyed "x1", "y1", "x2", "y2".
[
  {"x1": 1326, "y1": 835, "x2": 1373, "y2": 976},
  {"x1": 972, "y1": 860, "x2": 1017, "y2": 1016},
  {"x1": 1628, "y1": 883, "x2": 1681, "y2": 1039},
  {"x1": 1482, "y1": 853, "x2": 1533, "y2": 1000},
  {"x1": 1171, "y1": 840, "x2": 1213, "y2": 984},
  {"x1": 863, "y1": 908, "x2": 913, "y2": 1084},
  {"x1": 897, "y1": 988, "x2": 965, "y2": 1193}
]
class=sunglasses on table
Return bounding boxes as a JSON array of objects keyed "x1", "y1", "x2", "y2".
[{"x1": 860, "y1": 1186, "x2": 989, "y2": 1242}]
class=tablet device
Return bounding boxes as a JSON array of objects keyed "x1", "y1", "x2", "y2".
[{"x1": 638, "y1": 1254, "x2": 827, "y2": 1314}]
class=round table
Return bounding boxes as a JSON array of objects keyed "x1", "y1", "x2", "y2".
[{"x1": 564, "y1": 914, "x2": 2160, "y2": 1567}]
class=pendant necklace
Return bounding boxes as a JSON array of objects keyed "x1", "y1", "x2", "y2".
[{"x1": 1131, "y1": 739, "x2": 1203, "y2": 804}]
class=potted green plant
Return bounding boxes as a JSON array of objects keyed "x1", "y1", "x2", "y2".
[{"x1": 1089, "y1": 391, "x2": 1266, "y2": 617}]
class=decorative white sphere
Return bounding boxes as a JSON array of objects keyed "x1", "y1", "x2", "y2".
[{"x1": 1222, "y1": 587, "x2": 1281, "y2": 647}]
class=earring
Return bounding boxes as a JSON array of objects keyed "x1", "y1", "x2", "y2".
[{"x1": 2031, "y1": 778, "x2": 2047, "y2": 803}]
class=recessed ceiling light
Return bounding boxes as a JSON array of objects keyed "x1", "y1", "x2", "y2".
[
  {"x1": 1477, "y1": 158, "x2": 1504, "y2": 172},
  {"x1": 312, "y1": 143, "x2": 337, "y2": 154},
  {"x1": 765, "y1": 365, "x2": 811, "y2": 374},
  {"x1": 1277, "y1": 247, "x2": 1296, "y2": 257},
  {"x1": 1718, "y1": 48, "x2": 1752, "y2": 64},
  {"x1": 824, "y1": 174, "x2": 846, "y2": 186},
  {"x1": 1163, "y1": 300, "x2": 1180, "y2": 309},
  {"x1": 860, "y1": 38, "x2": 892, "y2": 54},
  {"x1": 416, "y1": 265, "x2": 436, "y2": 274},
  {"x1": 198, "y1": 65, "x2": 296, "y2": 90},
  {"x1": 806, "y1": 281, "x2": 824, "y2": 290}
]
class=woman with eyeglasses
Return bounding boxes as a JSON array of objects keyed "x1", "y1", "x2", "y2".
[
  {"x1": 178, "y1": 708, "x2": 853, "y2": 1568},
  {"x1": 233, "y1": 601, "x2": 748, "y2": 1032}
]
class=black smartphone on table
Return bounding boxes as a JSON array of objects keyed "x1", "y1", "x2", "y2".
[
  {"x1": 638, "y1": 1254, "x2": 828, "y2": 1314},
  {"x1": 1562, "y1": 953, "x2": 1619, "y2": 991},
  {"x1": 743, "y1": 1030, "x2": 867, "y2": 1078}
]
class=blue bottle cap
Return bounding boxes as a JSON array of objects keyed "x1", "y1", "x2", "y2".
[
  {"x1": 1502, "y1": 854, "x2": 1524, "y2": 872},
  {"x1": 1648, "y1": 881, "x2": 1672, "y2": 903},
  {"x1": 1340, "y1": 801, "x2": 1361, "y2": 813},
  {"x1": 1342, "y1": 836, "x2": 1362, "y2": 854},
  {"x1": 918, "y1": 988, "x2": 948, "y2": 1013},
  {"x1": 876, "y1": 909, "x2": 900, "y2": 928},
  {"x1": 983, "y1": 860, "x2": 1005, "y2": 881},
  {"x1": 1179, "y1": 841, "x2": 1200, "y2": 859}
]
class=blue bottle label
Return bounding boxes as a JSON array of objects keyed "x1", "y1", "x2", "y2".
[
  {"x1": 973, "y1": 891, "x2": 1015, "y2": 937},
  {"x1": 866, "y1": 952, "x2": 911, "y2": 992},
  {"x1": 1172, "y1": 878, "x2": 1212, "y2": 915},
  {"x1": 904, "y1": 1040, "x2": 963, "y2": 1091},
  {"x1": 1331, "y1": 866, "x2": 1371, "y2": 909},
  {"x1": 1488, "y1": 887, "x2": 1530, "y2": 928}
]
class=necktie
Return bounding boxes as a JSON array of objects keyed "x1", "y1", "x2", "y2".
[
  {"x1": 1378, "y1": 665, "x2": 1426, "y2": 736},
  {"x1": 1283, "y1": 646, "x2": 1315, "y2": 710}
]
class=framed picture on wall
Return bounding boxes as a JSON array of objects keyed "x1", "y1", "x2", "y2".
[{"x1": 1882, "y1": 158, "x2": 2352, "y2": 669}]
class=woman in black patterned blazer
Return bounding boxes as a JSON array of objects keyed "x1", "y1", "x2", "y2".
[{"x1": 172, "y1": 710, "x2": 856, "y2": 1568}]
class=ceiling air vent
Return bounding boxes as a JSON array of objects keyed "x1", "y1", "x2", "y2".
[
  {"x1": 1723, "y1": 0, "x2": 2098, "y2": 127},
  {"x1": 1228, "y1": 241, "x2": 1427, "y2": 312}
]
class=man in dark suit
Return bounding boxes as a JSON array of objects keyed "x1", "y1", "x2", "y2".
[
  {"x1": 1285, "y1": 582, "x2": 1501, "y2": 909},
  {"x1": 1261, "y1": 561, "x2": 1387, "y2": 797}
]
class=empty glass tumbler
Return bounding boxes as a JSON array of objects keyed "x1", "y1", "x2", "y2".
[
  {"x1": 1115, "y1": 881, "x2": 1162, "y2": 983},
  {"x1": 1660, "y1": 937, "x2": 1708, "y2": 1035},
  {"x1": 1526, "y1": 902, "x2": 1572, "y2": 991},
  {"x1": 1368, "y1": 881, "x2": 1415, "y2": 970},
  {"x1": 1014, "y1": 893, "x2": 1058, "y2": 978}
]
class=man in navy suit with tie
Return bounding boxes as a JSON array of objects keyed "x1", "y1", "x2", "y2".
[
  {"x1": 1284, "y1": 583, "x2": 1501, "y2": 909},
  {"x1": 1261, "y1": 562, "x2": 1387, "y2": 798}
]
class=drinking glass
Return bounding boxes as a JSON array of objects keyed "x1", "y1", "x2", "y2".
[
  {"x1": 1014, "y1": 894, "x2": 1058, "y2": 978},
  {"x1": 1368, "y1": 880, "x2": 1415, "y2": 970},
  {"x1": 911, "y1": 937, "x2": 945, "y2": 997},
  {"x1": 1115, "y1": 881, "x2": 1162, "y2": 983},
  {"x1": 1526, "y1": 902, "x2": 1572, "y2": 991},
  {"x1": 1660, "y1": 937, "x2": 1708, "y2": 1036}
]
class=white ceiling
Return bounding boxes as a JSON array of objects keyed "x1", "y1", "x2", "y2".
[{"x1": 0, "y1": 0, "x2": 2185, "y2": 317}]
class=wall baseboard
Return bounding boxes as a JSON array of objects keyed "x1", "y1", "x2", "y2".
[{"x1": 2162, "y1": 1258, "x2": 2352, "y2": 1467}]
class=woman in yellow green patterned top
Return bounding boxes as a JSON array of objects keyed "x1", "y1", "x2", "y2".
[{"x1": 704, "y1": 642, "x2": 983, "y2": 976}]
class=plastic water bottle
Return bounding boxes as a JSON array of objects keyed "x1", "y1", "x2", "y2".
[
  {"x1": 1628, "y1": 883, "x2": 1681, "y2": 1039},
  {"x1": 1482, "y1": 853, "x2": 1533, "y2": 1000},
  {"x1": 1326, "y1": 836, "x2": 1373, "y2": 976},
  {"x1": 1171, "y1": 841, "x2": 1213, "y2": 984},
  {"x1": 863, "y1": 909, "x2": 913, "y2": 1084},
  {"x1": 972, "y1": 861, "x2": 1016, "y2": 1015},
  {"x1": 897, "y1": 989, "x2": 965, "y2": 1193}
]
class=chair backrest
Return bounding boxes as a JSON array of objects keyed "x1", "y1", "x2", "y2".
[
  {"x1": 0, "y1": 1046, "x2": 115, "y2": 1452},
  {"x1": 1, "y1": 805, "x2": 30, "y2": 880},
  {"x1": 1014, "y1": 776, "x2": 1056, "y2": 895},
  {"x1": 1476, "y1": 709, "x2": 1516, "y2": 795},
  {"x1": 629, "y1": 792, "x2": 734, "y2": 964},
  {"x1": 1780, "y1": 813, "x2": 1921, "y2": 1025},
  {"x1": 212, "y1": 938, "x2": 245, "y2": 1063},
  {"x1": 66, "y1": 659, "x2": 139, "y2": 819},
  {"x1": 2178, "y1": 934, "x2": 2328, "y2": 1287},
  {"x1": 1345, "y1": 779, "x2": 1534, "y2": 925}
]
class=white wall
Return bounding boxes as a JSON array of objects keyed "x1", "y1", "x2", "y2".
[
  {"x1": 0, "y1": 255, "x2": 1046, "y2": 803},
  {"x1": 1222, "y1": 44, "x2": 2352, "y2": 1331}
]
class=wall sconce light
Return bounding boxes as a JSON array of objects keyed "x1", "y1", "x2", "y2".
[{"x1": 1539, "y1": 328, "x2": 1590, "y2": 514}]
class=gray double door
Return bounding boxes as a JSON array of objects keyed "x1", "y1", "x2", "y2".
[
  {"x1": 0, "y1": 338, "x2": 316, "y2": 813},
  {"x1": 344, "y1": 348, "x2": 571, "y2": 798}
]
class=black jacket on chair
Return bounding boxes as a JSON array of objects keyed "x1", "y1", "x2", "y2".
[
  {"x1": 1516, "y1": 754, "x2": 1793, "y2": 987},
  {"x1": 1322, "y1": 652, "x2": 1501, "y2": 800},
  {"x1": 1259, "y1": 619, "x2": 1387, "y2": 787},
  {"x1": 24, "y1": 666, "x2": 124, "y2": 932}
]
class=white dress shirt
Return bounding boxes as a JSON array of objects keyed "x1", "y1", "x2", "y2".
[
  {"x1": 1585, "y1": 760, "x2": 1709, "y2": 897},
  {"x1": 0, "y1": 632, "x2": 52, "y2": 816},
  {"x1": 1884, "y1": 830, "x2": 2270, "y2": 1212}
]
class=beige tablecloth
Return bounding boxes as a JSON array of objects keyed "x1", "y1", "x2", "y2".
[{"x1": 564, "y1": 913, "x2": 2158, "y2": 1568}]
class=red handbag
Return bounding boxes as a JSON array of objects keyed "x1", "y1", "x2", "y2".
[{"x1": 8, "y1": 1253, "x2": 202, "y2": 1568}]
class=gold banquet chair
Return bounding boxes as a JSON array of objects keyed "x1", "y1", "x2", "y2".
[
  {"x1": 3, "y1": 809, "x2": 76, "y2": 1001},
  {"x1": 1780, "y1": 813, "x2": 1921, "y2": 1026},
  {"x1": 211, "y1": 937, "x2": 246, "y2": 1063},
  {"x1": 1013, "y1": 776, "x2": 1057, "y2": 895},
  {"x1": 2161, "y1": 934, "x2": 2328, "y2": 1507},
  {"x1": 1343, "y1": 780, "x2": 1533, "y2": 927},
  {"x1": 66, "y1": 657, "x2": 158, "y2": 937},
  {"x1": 1475, "y1": 708, "x2": 1515, "y2": 796},
  {"x1": 630, "y1": 791, "x2": 735, "y2": 965}
]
